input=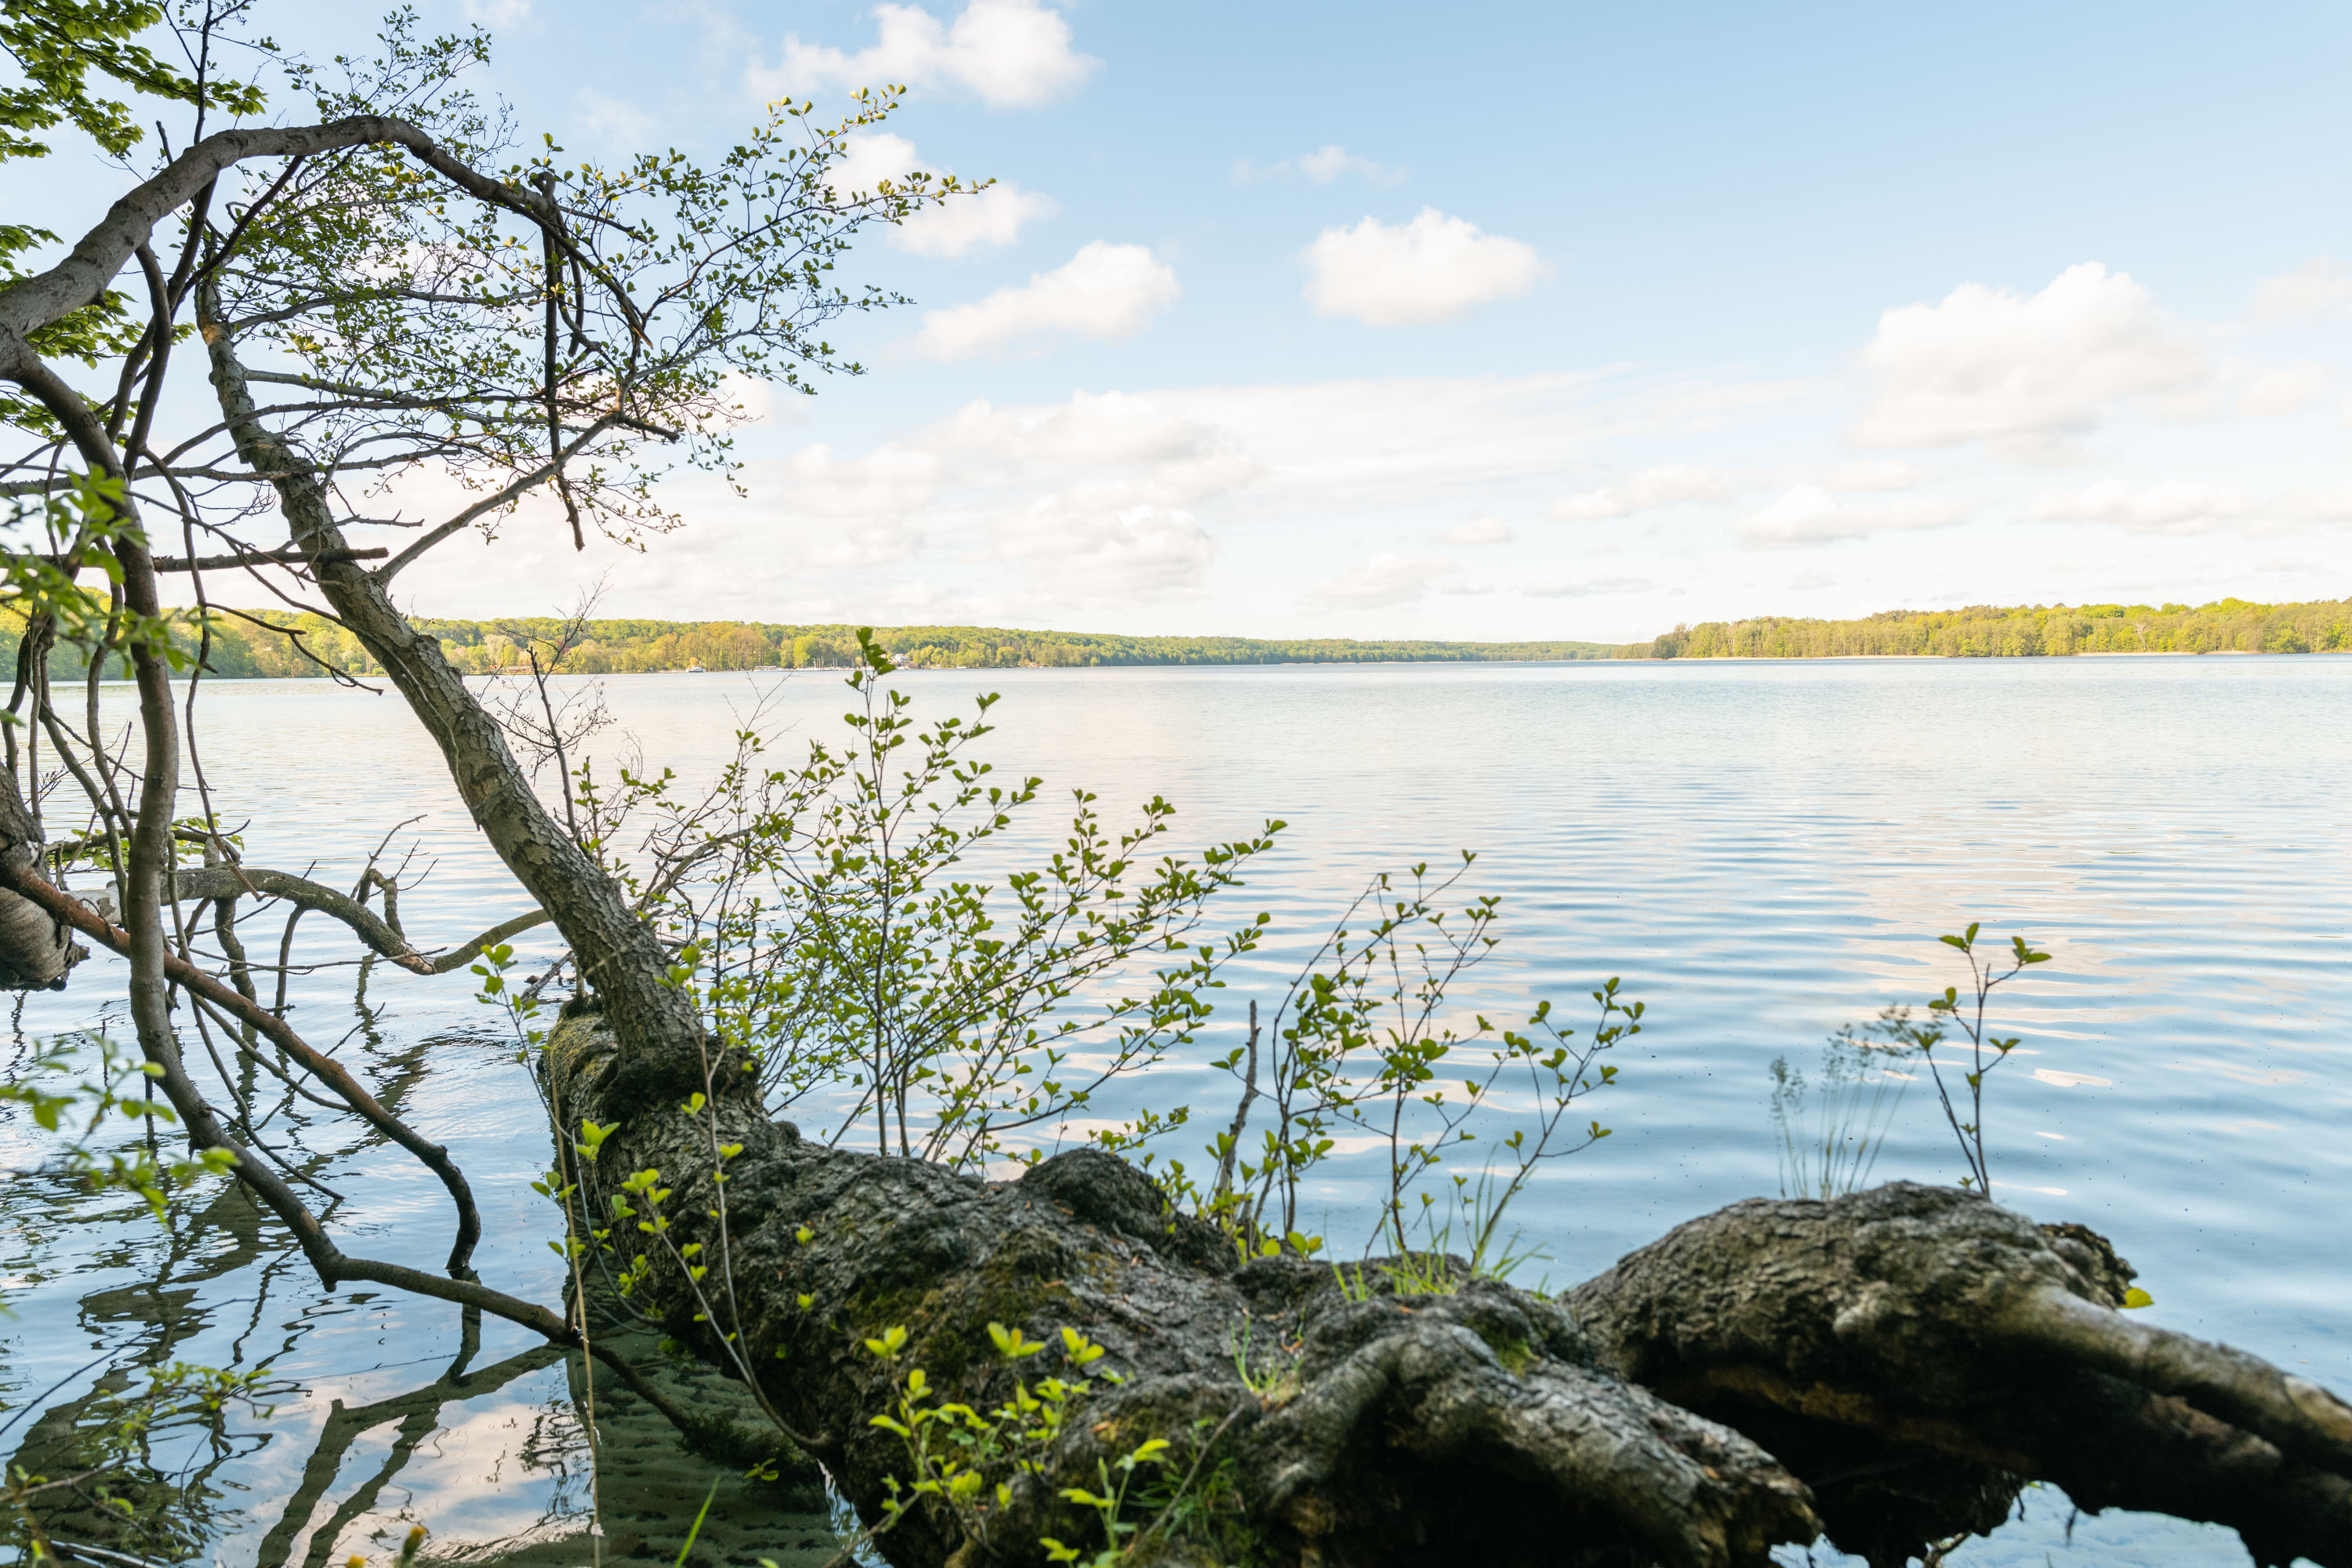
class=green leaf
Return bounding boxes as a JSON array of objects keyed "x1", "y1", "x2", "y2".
[{"x1": 988, "y1": 1321, "x2": 1045, "y2": 1359}]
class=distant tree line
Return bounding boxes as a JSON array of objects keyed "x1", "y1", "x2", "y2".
[
  {"x1": 22, "y1": 597, "x2": 2346, "y2": 684},
  {"x1": 2, "y1": 612, "x2": 1619, "y2": 681},
  {"x1": 1627, "y1": 597, "x2": 2352, "y2": 659}
]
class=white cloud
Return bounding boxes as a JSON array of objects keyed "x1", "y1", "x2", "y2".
[
  {"x1": 713, "y1": 371, "x2": 775, "y2": 427},
  {"x1": 757, "y1": 0, "x2": 1099, "y2": 110},
  {"x1": 1788, "y1": 570, "x2": 1838, "y2": 590},
  {"x1": 1849, "y1": 263, "x2": 2209, "y2": 461},
  {"x1": 1551, "y1": 465, "x2": 1734, "y2": 520},
  {"x1": 1312, "y1": 553, "x2": 1464, "y2": 608},
  {"x1": 829, "y1": 132, "x2": 1056, "y2": 256},
  {"x1": 804, "y1": 523, "x2": 924, "y2": 570},
  {"x1": 1236, "y1": 145, "x2": 1405, "y2": 185},
  {"x1": 782, "y1": 441, "x2": 942, "y2": 518},
  {"x1": 901, "y1": 183, "x2": 1058, "y2": 256},
  {"x1": 894, "y1": 184, "x2": 1054, "y2": 257},
  {"x1": 862, "y1": 372, "x2": 1796, "y2": 533},
  {"x1": 827, "y1": 132, "x2": 927, "y2": 195},
  {"x1": 2020, "y1": 479, "x2": 2352, "y2": 538},
  {"x1": 695, "y1": 389, "x2": 1251, "y2": 604},
  {"x1": 1435, "y1": 517, "x2": 1512, "y2": 545},
  {"x1": 573, "y1": 88, "x2": 652, "y2": 147},
  {"x1": 1300, "y1": 209, "x2": 1548, "y2": 327},
  {"x1": 1823, "y1": 459, "x2": 1929, "y2": 492},
  {"x1": 1735, "y1": 486, "x2": 1970, "y2": 547},
  {"x1": 993, "y1": 502, "x2": 1215, "y2": 601},
  {"x1": 2238, "y1": 361, "x2": 2332, "y2": 418},
  {"x1": 2283, "y1": 484, "x2": 2352, "y2": 523},
  {"x1": 2020, "y1": 479, "x2": 2251, "y2": 535},
  {"x1": 1524, "y1": 575, "x2": 1656, "y2": 597},
  {"x1": 2252, "y1": 261, "x2": 2352, "y2": 320},
  {"x1": 930, "y1": 390, "x2": 1252, "y2": 488},
  {"x1": 914, "y1": 242, "x2": 1179, "y2": 358},
  {"x1": 384, "y1": 368, "x2": 1810, "y2": 621},
  {"x1": 1299, "y1": 144, "x2": 1403, "y2": 183}
]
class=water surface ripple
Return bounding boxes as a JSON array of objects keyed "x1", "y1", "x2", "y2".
[{"x1": 3, "y1": 656, "x2": 2346, "y2": 1566}]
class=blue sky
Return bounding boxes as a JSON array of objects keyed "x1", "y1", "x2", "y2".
[{"x1": 33, "y1": 0, "x2": 2352, "y2": 639}]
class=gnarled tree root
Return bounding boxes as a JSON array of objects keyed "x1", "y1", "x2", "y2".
[
  {"x1": 547, "y1": 1011, "x2": 2349, "y2": 1568},
  {"x1": 1570, "y1": 1183, "x2": 2352, "y2": 1568}
]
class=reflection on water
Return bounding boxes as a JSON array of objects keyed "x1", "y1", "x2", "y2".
[
  {"x1": 3, "y1": 657, "x2": 2348, "y2": 1566},
  {"x1": 0, "y1": 1031, "x2": 839, "y2": 1568}
]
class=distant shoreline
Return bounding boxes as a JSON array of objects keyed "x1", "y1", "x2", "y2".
[
  {"x1": 1640, "y1": 596, "x2": 2349, "y2": 660},
  {"x1": 16, "y1": 597, "x2": 2349, "y2": 680}
]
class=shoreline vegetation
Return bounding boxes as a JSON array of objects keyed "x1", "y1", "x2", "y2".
[
  {"x1": 9, "y1": 594, "x2": 2348, "y2": 679},
  {"x1": 11, "y1": 613, "x2": 1620, "y2": 679},
  {"x1": 1638, "y1": 595, "x2": 2352, "y2": 660}
]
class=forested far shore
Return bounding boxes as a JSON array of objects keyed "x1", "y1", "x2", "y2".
[
  {"x1": 2, "y1": 612, "x2": 1619, "y2": 680},
  {"x1": 13, "y1": 596, "x2": 2350, "y2": 682},
  {"x1": 1628, "y1": 595, "x2": 2352, "y2": 659}
]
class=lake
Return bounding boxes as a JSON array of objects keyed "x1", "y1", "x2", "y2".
[{"x1": 4, "y1": 655, "x2": 2347, "y2": 1567}]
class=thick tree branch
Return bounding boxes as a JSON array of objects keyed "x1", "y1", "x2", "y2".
[
  {"x1": 1, "y1": 121, "x2": 405, "y2": 339},
  {"x1": 11, "y1": 543, "x2": 386, "y2": 570},
  {"x1": 157, "y1": 544, "x2": 385, "y2": 572},
  {"x1": 198, "y1": 289, "x2": 714, "y2": 1105},
  {"x1": 163, "y1": 863, "x2": 547, "y2": 974},
  {"x1": 1998, "y1": 1283, "x2": 2352, "y2": 1474},
  {"x1": 0, "y1": 115, "x2": 614, "y2": 346}
]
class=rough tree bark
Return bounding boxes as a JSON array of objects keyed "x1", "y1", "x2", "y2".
[
  {"x1": 545, "y1": 1007, "x2": 2352, "y2": 1568},
  {"x1": 1569, "y1": 1185, "x2": 2352, "y2": 1566},
  {"x1": 0, "y1": 760, "x2": 80, "y2": 989},
  {"x1": 197, "y1": 297, "x2": 715, "y2": 1109}
]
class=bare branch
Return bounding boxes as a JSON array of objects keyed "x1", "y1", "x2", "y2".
[
  {"x1": 155, "y1": 544, "x2": 385, "y2": 572},
  {"x1": 164, "y1": 862, "x2": 547, "y2": 974},
  {"x1": 372, "y1": 418, "x2": 623, "y2": 585}
]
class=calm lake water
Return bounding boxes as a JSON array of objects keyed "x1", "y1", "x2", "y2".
[{"x1": 4, "y1": 656, "x2": 2348, "y2": 1567}]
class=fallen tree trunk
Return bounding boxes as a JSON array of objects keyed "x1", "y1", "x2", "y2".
[
  {"x1": 546, "y1": 1007, "x2": 2352, "y2": 1568},
  {"x1": 1569, "y1": 1185, "x2": 2352, "y2": 1567}
]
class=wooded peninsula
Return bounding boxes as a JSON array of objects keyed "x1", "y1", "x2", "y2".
[
  {"x1": 20, "y1": 593, "x2": 2347, "y2": 679},
  {"x1": 1638, "y1": 594, "x2": 2352, "y2": 659}
]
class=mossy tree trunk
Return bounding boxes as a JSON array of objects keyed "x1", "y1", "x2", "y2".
[{"x1": 546, "y1": 1010, "x2": 2352, "y2": 1568}]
